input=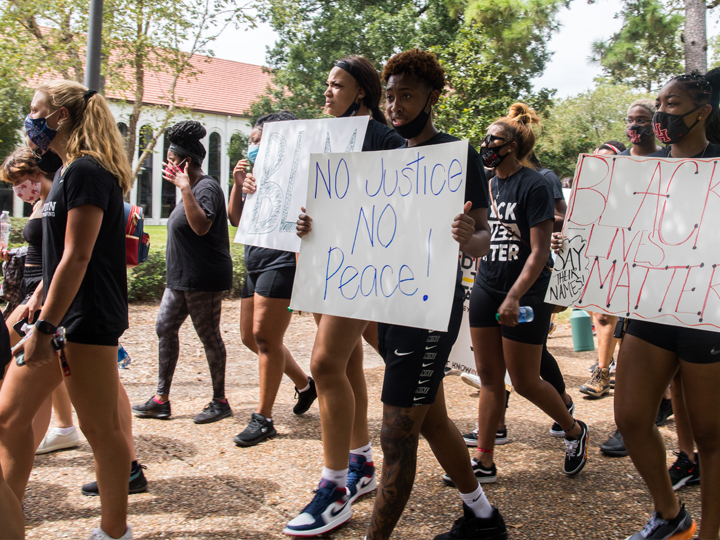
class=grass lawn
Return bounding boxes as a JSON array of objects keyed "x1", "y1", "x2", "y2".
[{"x1": 144, "y1": 224, "x2": 239, "y2": 247}]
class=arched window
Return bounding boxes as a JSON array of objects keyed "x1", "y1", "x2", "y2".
[
  {"x1": 117, "y1": 122, "x2": 128, "y2": 141},
  {"x1": 208, "y1": 132, "x2": 221, "y2": 183},
  {"x1": 161, "y1": 134, "x2": 176, "y2": 218},
  {"x1": 137, "y1": 125, "x2": 153, "y2": 219}
]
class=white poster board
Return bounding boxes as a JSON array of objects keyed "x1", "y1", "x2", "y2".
[
  {"x1": 290, "y1": 141, "x2": 469, "y2": 331},
  {"x1": 235, "y1": 116, "x2": 369, "y2": 253},
  {"x1": 546, "y1": 154, "x2": 720, "y2": 332}
]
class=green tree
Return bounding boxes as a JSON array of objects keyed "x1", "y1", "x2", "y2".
[
  {"x1": 590, "y1": 0, "x2": 682, "y2": 92},
  {"x1": 535, "y1": 82, "x2": 652, "y2": 178},
  {"x1": 433, "y1": 27, "x2": 555, "y2": 149},
  {"x1": 448, "y1": 0, "x2": 570, "y2": 91}
]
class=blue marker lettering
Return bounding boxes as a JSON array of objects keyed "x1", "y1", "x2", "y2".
[
  {"x1": 360, "y1": 265, "x2": 378, "y2": 297},
  {"x1": 398, "y1": 265, "x2": 418, "y2": 296},
  {"x1": 339, "y1": 266, "x2": 360, "y2": 300},
  {"x1": 351, "y1": 205, "x2": 375, "y2": 255},
  {"x1": 335, "y1": 158, "x2": 349, "y2": 199},
  {"x1": 324, "y1": 247, "x2": 345, "y2": 299},
  {"x1": 430, "y1": 164, "x2": 446, "y2": 195},
  {"x1": 365, "y1": 159, "x2": 383, "y2": 197},
  {"x1": 377, "y1": 204, "x2": 397, "y2": 248},
  {"x1": 380, "y1": 265, "x2": 398, "y2": 297},
  {"x1": 448, "y1": 159, "x2": 463, "y2": 192},
  {"x1": 315, "y1": 160, "x2": 332, "y2": 199}
]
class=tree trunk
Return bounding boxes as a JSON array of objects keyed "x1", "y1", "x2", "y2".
[{"x1": 684, "y1": 0, "x2": 707, "y2": 73}]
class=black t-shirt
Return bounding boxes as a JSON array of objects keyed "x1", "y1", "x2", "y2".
[
  {"x1": 650, "y1": 143, "x2": 720, "y2": 158},
  {"x1": 402, "y1": 132, "x2": 490, "y2": 296},
  {"x1": 166, "y1": 176, "x2": 232, "y2": 291},
  {"x1": 42, "y1": 157, "x2": 128, "y2": 337},
  {"x1": 362, "y1": 118, "x2": 406, "y2": 151},
  {"x1": 538, "y1": 167, "x2": 564, "y2": 201},
  {"x1": 477, "y1": 166, "x2": 554, "y2": 296}
]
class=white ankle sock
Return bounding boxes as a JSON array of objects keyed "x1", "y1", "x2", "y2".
[
  {"x1": 321, "y1": 467, "x2": 348, "y2": 487},
  {"x1": 297, "y1": 379, "x2": 311, "y2": 392},
  {"x1": 350, "y1": 443, "x2": 373, "y2": 463},
  {"x1": 460, "y1": 484, "x2": 493, "y2": 519},
  {"x1": 55, "y1": 426, "x2": 76, "y2": 435}
]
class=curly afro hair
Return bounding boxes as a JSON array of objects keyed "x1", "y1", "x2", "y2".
[
  {"x1": 166, "y1": 120, "x2": 207, "y2": 163},
  {"x1": 381, "y1": 49, "x2": 445, "y2": 91}
]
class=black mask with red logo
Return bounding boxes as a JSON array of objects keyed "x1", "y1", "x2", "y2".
[
  {"x1": 626, "y1": 124, "x2": 654, "y2": 144},
  {"x1": 652, "y1": 107, "x2": 702, "y2": 144}
]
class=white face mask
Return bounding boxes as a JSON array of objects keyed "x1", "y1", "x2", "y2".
[{"x1": 13, "y1": 179, "x2": 41, "y2": 204}]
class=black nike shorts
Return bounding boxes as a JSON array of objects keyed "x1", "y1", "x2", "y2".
[
  {"x1": 378, "y1": 293, "x2": 463, "y2": 408},
  {"x1": 241, "y1": 267, "x2": 295, "y2": 300},
  {"x1": 468, "y1": 283, "x2": 554, "y2": 346},
  {"x1": 624, "y1": 319, "x2": 720, "y2": 364}
]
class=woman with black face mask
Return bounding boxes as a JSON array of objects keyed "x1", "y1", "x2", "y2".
[
  {"x1": 610, "y1": 70, "x2": 720, "y2": 540},
  {"x1": 283, "y1": 56, "x2": 405, "y2": 537},
  {"x1": 472, "y1": 103, "x2": 590, "y2": 484}
]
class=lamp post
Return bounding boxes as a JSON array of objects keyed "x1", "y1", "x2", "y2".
[{"x1": 84, "y1": 0, "x2": 104, "y2": 90}]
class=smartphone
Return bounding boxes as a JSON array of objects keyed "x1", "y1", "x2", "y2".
[{"x1": 12, "y1": 310, "x2": 42, "y2": 337}]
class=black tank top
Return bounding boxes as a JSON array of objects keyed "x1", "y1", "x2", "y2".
[{"x1": 23, "y1": 218, "x2": 42, "y2": 266}]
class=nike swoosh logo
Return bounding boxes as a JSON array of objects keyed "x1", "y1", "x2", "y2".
[
  {"x1": 413, "y1": 396, "x2": 425, "y2": 401},
  {"x1": 418, "y1": 380, "x2": 429, "y2": 384},
  {"x1": 711, "y1": 348, "x2": 720, "y2": 355},
  {"x1": 472, "y1": 495, "x2": 482, "y2": 502},
  {"x1": 425, "y1": 345, "x2": 437, "y2": 350},
  {"x1": 358, "y1": 477, "x2": 372, "y2": 488},
  {"x1": 422, "y1": 362, "x2": 433, "y2": 367},
  {"x1": 395, "y1": 349, "x2": 414, "y2": 356},
  {"x1": 330, "y1": 502, "x2": 347, "y2": 517}
]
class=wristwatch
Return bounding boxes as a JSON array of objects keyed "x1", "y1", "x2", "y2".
[{"x1": 34, "y1": 319, "x2": 58, "y2": 335}]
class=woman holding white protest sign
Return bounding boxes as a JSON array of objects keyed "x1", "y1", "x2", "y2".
[
  {"x1": 612, "y1": 70, "x2": 720, "y2": 540},
  {"x1": 228, "y1": 111, "x2": 317, "y2": 447},
  {"x1": 471, "y1": 103, "x2": 590, "y2": 482},
  {"x1": 282, "y1": 55, "x2": 406, "y2": 537}
]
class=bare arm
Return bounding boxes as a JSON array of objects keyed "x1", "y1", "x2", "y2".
[
  {"x1": 497, "y1": 219, "x2": 553, "y2": 326},
  {"x1": 227, "y1": 159, "x2": 249, "y2": 227},
  {"x1": 553, "y1": 198, "x2": 567, "y2": 233},
  {"x1": 163, "y1": 162, "x2": 212, "y2": 236}
]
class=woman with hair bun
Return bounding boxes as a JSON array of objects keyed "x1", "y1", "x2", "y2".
[
  {"x1": 471, "y1": 103, "x2": 589, "y2": 482},
  {"x1": 132, "y1": 120, "x2": 233, "y2": 425},
  {"x1": 0, "y1": 79, "x2": 133, "y2": 539}
]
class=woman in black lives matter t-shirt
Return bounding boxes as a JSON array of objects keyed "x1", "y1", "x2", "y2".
[
  {"x1": 569, "y1": 69, "x2": 720, "y2": 540},
  {"x1": 471, "y1": 103, "x2": 590, "y2": 481},
  {"x1": 3, "y1": 80, "x2": 133, "y2": 539},
  {"x1": 132, "y1": 121, "x2": 233, "y2": 427},
  {"x1": 227, "y1": 111, "x2": 316, "y2": 448}
]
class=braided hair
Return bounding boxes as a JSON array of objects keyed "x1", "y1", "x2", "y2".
[
  {"x1": 669, "y1": 68, "x2": 720, "y2": 144},
  {"x1": 166, "y1": 120, "x2": 207, "y2": 165}
]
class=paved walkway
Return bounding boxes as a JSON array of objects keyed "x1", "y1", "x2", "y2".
[{"x1": 23, "y1": 300, "x2": 700, "y2": 539}]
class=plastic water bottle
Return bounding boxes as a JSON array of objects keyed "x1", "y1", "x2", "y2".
[
  {"x1": 495, "y1": 306, "x2": 535, "y2": 323},
  {"x1": 0, "y1": 211, "x2": 11, "y2": 250},
  {"x1": 117, "y1": 344, "x2": 132, "y2": 369}
]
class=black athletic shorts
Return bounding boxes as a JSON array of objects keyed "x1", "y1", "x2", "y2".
[
  {"x1": 378, "y1": 293, "x2": 463, "y2": 408},
  {"x1": 468, "y1": 283, "x2": 554, "y2": 345},
  {"x1": 241, "y1": 266, "x2": 295, "y2": 300},
  {"x1": 66, "y1": 333, "x2": 120, "y2": 347},
  {"x1": 624, "y1": 319, "x2": 720, "y2": 364},
  {"x1": 20, "y1": 265, "x2": 42, "y2": 305}
]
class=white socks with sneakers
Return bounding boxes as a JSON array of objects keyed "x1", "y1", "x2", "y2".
[
  {"x1": 321, "y1": 466, "x2": 348, "y2": 488},
  {"x1": 350, "y1": 442, "x2": 373, "y2": 463},
  {"x1": 297, "y1": 380, "x2": 311, "y2": 393},
  {"x1": 460, "y1": 484, "x2": 493, "y2": 519},
  {"x1": 55, "y1": 426, "x2": 76, "y2": 435}
]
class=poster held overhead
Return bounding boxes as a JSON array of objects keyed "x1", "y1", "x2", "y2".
[
  {"x1": 290, "y1": 141, "x2": 468, "y2": 332},
  {"x1": 235, "y1": 116, "x2": 369, "y2": 253},
  {"x1": 546, "y1": 153, "x2": 720, "y2": 333}
]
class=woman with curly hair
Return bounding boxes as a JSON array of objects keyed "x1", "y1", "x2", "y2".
[
  {"x1": 471, "y1": 103, "x2": 589, "y2": 485},
  {"x1": 132, "y1": 121, "x2": 233, "y2": 425},
  {"x1": 0, "y1": 80, "x2": 133, "y2": 539}
]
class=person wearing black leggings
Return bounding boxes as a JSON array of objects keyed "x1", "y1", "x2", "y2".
[{"x1": 132, "y1": 120, "x2": 233, "y2": 425}]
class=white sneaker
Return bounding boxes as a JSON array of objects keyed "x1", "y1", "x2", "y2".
[
  {"x1": 86, "y1": 524, "x2": 132, "y2": 539},
  {"x1": 460, "y1": 372, "x2": 482, "y2": 390},
  {"x1": 35, "y1": 427, "x2": 80, "y2": 455}
]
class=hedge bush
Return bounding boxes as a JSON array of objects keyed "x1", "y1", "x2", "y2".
[{"x1": 127, "y1": 243, "x2": 246, "y2": 302}]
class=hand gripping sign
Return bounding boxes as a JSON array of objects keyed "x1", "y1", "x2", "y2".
[
  {"x1": 235, "y1": 116, "x2": 369, "y2": 253},
  {"x1": 290, "y1": 141, "x2": 468, "y2": 332},
  {"x1": 546, "y1": 153, "x2": 720, "y2": 332}
]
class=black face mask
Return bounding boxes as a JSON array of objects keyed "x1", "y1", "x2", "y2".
[
  {"x1": 480, "y1": 135, "x2": 510, "y2": 168},
  {"x1": 626, "y1": 124, "x2": 654, "y2": 144},
  {"x1": 392, "y1": 94, "x2": 432, "y2": 140},
  {"x1": 340, "y1": 90, "x2": 362, "y2": 118},
  {"x1": 34, "y1": 150, "x2": 63, "y2": 175},
  {"x1": 652, "y1": 107, "x2": 702, "y2": 144}
]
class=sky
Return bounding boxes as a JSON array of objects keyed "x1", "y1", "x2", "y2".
[{"x1": 211, "y1": 0, "x2": 720, "y2": 100}]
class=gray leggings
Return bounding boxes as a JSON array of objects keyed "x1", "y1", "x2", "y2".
[{"x1": 156, "y1": 288, "x2": 226, "y2": 399}]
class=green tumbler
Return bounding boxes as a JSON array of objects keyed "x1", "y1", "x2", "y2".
[{"x1": 570, "y1": 309, "x2": 595, "y2": 352}]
